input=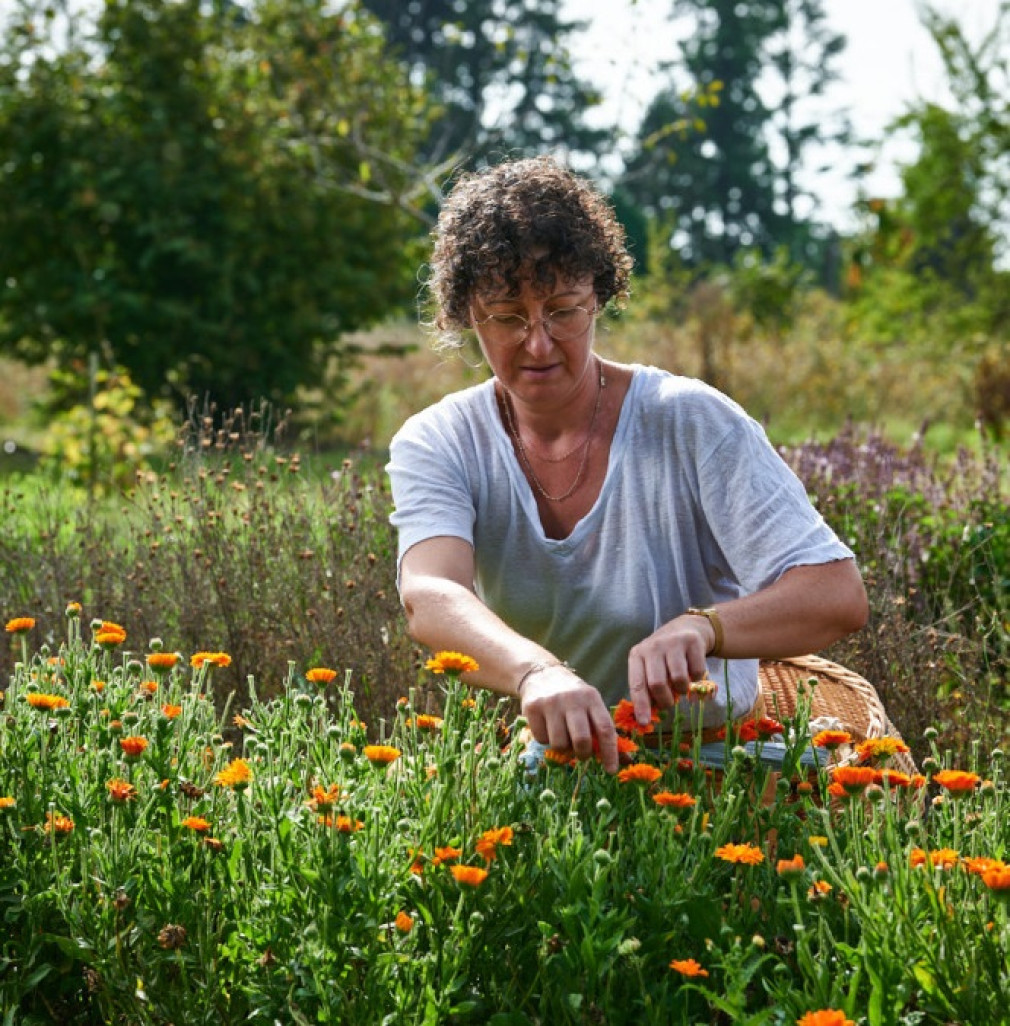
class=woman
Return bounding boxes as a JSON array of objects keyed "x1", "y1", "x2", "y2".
[{"x1": 386, "y1": 156, "x2": 868, "y2": 774}]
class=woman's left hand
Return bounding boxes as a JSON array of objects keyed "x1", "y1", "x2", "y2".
[{"x1": 626, "y1": 615, "x2": 713, "y2": 727}]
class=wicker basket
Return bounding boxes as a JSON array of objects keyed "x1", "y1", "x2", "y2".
[{"x1": 759, "y1": 654, "x2": 918, "y2": 775}]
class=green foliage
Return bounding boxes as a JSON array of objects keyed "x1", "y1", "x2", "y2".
[
  {"x1": 619, "y1": 0, "x2": 847, "y2": 279},
  {"x1": 1, "y1": 628, "x2": 1010, "y2": 1023},
  {"x1": 0, "y1": 0, "x2": 434, "y2": 409},
  {"x1": 359, "y1": 0, "x2": 606, "y2": 166},
  {"x1": 38, "y1": 359, "x2": 177, "y2": 496}
]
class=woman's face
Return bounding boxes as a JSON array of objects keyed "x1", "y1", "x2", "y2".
[{"x1": 470, "y1": 273, "x2": 598, "y2": 405}]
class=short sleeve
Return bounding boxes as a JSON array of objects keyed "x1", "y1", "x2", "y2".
[
  {"x1": 386, "y1": 409, "x2": 478, "y2": 575},
  {"x1": 696, "y1": 413, "x2": 854, "y2": 593}
]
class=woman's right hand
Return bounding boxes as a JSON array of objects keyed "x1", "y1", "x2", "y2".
[{"x1": 519, "y1": 664, "x2": 619, "y2": 773}]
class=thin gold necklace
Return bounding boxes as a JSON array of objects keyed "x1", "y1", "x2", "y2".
[{"x1": 501, "y1": 359, "x2": 606, "y2": 503}]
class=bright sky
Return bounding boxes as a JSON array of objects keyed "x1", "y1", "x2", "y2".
[{"x1": 563, "y1": 0, "x2": 1005, "y2": 230}]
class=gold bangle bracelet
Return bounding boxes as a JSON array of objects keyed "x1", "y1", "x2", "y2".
[{"x1": 685, "y1": 606, "x2": 724, "y2": 657}]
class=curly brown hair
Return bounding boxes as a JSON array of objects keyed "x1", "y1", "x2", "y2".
[{"x1": 427, "y1": 156, "x2": 634, "y2": 342}]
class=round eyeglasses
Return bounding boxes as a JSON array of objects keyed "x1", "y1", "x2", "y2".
[{"x1": 471, "y1": 302, "x2": 597, "y2": 347}]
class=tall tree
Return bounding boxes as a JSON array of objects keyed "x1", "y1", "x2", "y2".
[
  {"x1": 619, "y1": 0, "x2": 846, "y2": 273},
  {"x1": 359, "y1": 0, "x2": 606, "y2": 166},
  {"x1": 0, "y1": 0, "x2": 436, "y2": 410}
]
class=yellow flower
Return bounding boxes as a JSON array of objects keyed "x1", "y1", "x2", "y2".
[
  {"x1": 425, "y1": 651, "x2": 479, "y2": 675},
  {"x1": 106, "y1": 778, "x2": 138, "y2": 803},
  {"x1": 26, "y1": 693, "x2": 70, "y2": 712},
  {"x1": 363, "y1": 744, "x2": 401, "y2": 766},
  {"x1": 855, "y1": 736, "x2": 910, "y2": 764},
  {"x1": 5, "y1": 617, "x2": 35, "y2": 634},
  {"x1": 191, "y1": 651, "x2": 232, "y2": 669},
  {"x1": 715, "y1": 843, "x2": 765, "y2": 865},
  {"x1": 214, "y1": 758, "x2": 253, "y2": 789}
]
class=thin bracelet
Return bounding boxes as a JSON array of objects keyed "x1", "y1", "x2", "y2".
[{"x1": 515, "y1": 660, "x2": 567, "y2": 698}]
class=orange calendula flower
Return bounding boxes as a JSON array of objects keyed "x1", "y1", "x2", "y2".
[
  {"x1": 363, "y1": 744, "x2": 400, "y2": 766},
  {"x1": 90, "y1": 680, "x2": 106, "y2": 693},
  {"x1": 963, "y1": 856, "x2": 1006, "y2": 876},
  {"x1": 829, "y1": 765, "x2": 878, "y2": 795},
  {"x1": 318, "y1": 814, "x2": 364, "y2": 832},
  {"x1": 618, "y1": 764, "x2": 663, "y2": 785},
  {"x1": 811, "y1": 730, "x2": 853, "y2": 751},
  {"x1": 544, "y1": 748, "x2": 577, "y2": 766},
  {"x1": 305, "y1": 667, "x2": 338, "y2": 686},
  {"x1": 307, "y1": 784, "x2": 343, "y2": 810},
  {"x1": 106, "y1": 778, "x2": 138, "y2": 803},
  {"x1": 877, "y1": 769, "x2": 913, "y2": 789},
  {"x1": 65, "y1": 601, "x2": 82, "y2": 617},
  {"x1": 44, "y1": 811, "x2": 74, "y2": 834},
  {"x1": 669, "y1": 958, "x2": 709, "y2": 977},
  {"x1": 797, "y1": 1012, "x2": 855, "y2": 1026},
  {"x1": 0, "y1": 796, "x2": 16, "y2": 810},
  {"x1": 119, "y1": 736, "x2": 149, "y2": 759},
  {"x1": 688, "y1": 677, "x2": 718, "y2": 699},
  {"x1": 95, "y1": 622, "x2": 127, "y2": 647},
  {"x1": 26, "y1": 693, "x2": 70, "y2": 712},
  {"x1": 139, "y1": 680, "x2": 158, "y2": 695},
  {"x1": 652, "y1": 791, "x2": 696, "y2": 809},
  {"x1": 715, "y1": 843, "x2": 765, "y2": 865},
  {"x1": 855, "y1": 736, "x2": 910, "y2": 763},
  {"x1": 190, "y1": 651, "x2": 232, "y2": 669},
  {"x1": 777, "y1": 854, "x2": 806, "y2": 881},
  {"x1": 612, "y1": 699, "x2": 659, "y2": 735},
  {"x1": 425, "y1": 651, "x2": 480, "y2": 675},
  {"x1": 395, "y1": 910, "x2": 415, "y2": 934},
  {"x1": 808, "y1": 880, "x2": 832, "y2": 900},
  {"x1": 932, "y1": 769, "x2": 980, "y2": 795},
  {"x1": 5, "y1": 616, "x2": 35, "y2": 633},
  {"x1": 214, "y1": 758, "x2": 253, "y2": 789},
  {"x1": 432, "y1": 845, "x2": 463, "y2": 866},
  {"x1": 161, "y1": 703, "x2": 183, "y2": 719},
  {"x1": 475, "y1": 825, "x2": 514, "y2": 862},
  {"x1": 982, "y1": 866, "x2": 1010, "y2": 894},
  {"x1": 147, "y1": 651, "x2": 180, "y2": 671},
  {"x1": 181, "y1": 816, "x2": 211, "y2": 833},
  {"x1": 408, "y1": 714, "x2": 444, "y2": 730},
  {"x1": 753, "y1": 716, "x2": 785, "y2": 739},
  {"x1": 910, "y1": 847, "x2": 959, "y2": 870},
  {"x1": 450, "y1": 864, "x2": 489, "y2": 888}
]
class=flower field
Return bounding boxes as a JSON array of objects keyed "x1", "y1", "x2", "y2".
[{"x1": 2, "y1": 612, "x2": 1008, "y2": 1025}]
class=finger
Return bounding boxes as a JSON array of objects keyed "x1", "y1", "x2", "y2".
[
  {"x1": 663, "y1": 651, "x2": 693, "y2": 694},
  {"x1": 589, "y1": 705, "x2": 619, "y2": 774},
  {"x1": 627, "y1": 659, "x2": 653, "y2": 726},
  {"x1": 524, "y1": 706, "x2": 550, "y2": 746},
  {"x1": 567, "y1": 712, "x2": 594, "y2": 761},
  {"x1": 544, "y1": 710, "x2": 571, "y2": 753},
  {"x1": 686, "y1": 649, "x2": 710, "y2": 683},
  {"x1": 647, "y1": 677, "x2": 677, "y2": 709}
]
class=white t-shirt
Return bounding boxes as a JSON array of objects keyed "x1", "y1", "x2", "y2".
[{"x1": 387, "y1": 364, "x2": 854, "y2": 726}]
